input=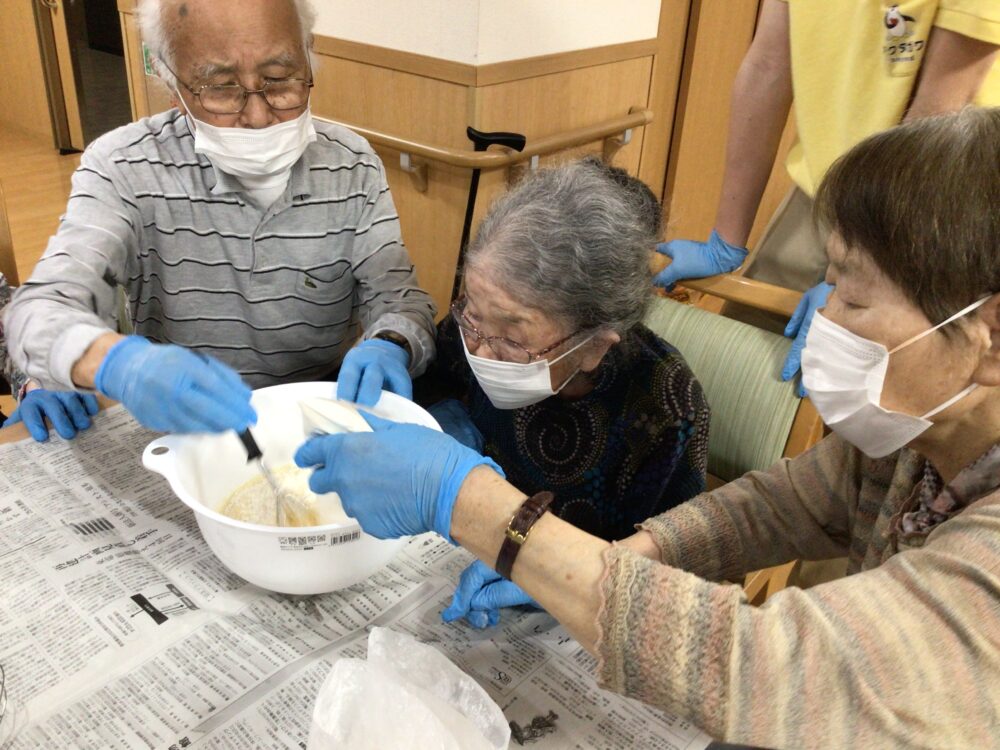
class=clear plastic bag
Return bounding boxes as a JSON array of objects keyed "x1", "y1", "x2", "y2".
[{"x1": 308, "y1": 627, "x2": 510, "y2": 750}]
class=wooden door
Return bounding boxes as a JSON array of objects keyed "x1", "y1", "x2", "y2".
[{"x1": 37, "y1": 0, "x2": 86, "y2": 151}]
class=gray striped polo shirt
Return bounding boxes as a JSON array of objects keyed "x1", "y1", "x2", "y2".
[{"x1": 5, "y1": 109, "x2": 436, "y2": 390}]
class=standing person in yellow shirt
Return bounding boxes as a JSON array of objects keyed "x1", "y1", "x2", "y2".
[{"x1": 654, "y1": 0, "x2": 999, "y2": 393}]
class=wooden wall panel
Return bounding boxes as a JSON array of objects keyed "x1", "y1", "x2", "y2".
[
  {"x1": 473, "y1": 56, "x2": 651, "y2": 155},
  {"x1": 380, "y1": 161, "x2": 471, "y2": 319},
  {"x1": 310, "y1": 57, "x2": 474, "y2": 318},
  {"x1": 470, "y1": 56, "x2": 653, "y2": 240},
  {"x1": 0, "y1": 2, "x2": 54, "y2": 142},
  {"x1": 638, "y1": 0, "x2": 692, "y2": 201},
  {"x1": 310, "y1": 58, "x2": 472, "y2": 150},
  {"x1": 662, "y1": 0, "x2": 795, "y2": 250},
  {"x1": 662, "y1": 0, "x2": 759, "y2": 243}
]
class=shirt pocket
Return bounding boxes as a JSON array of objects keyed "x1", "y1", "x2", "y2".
[{"x1": 295, "y1": 259, "x2": 355, "y2": 305}]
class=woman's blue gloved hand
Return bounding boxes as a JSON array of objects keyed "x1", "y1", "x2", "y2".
[
  {"x1": 653, "y1": 229, "x2": 749, "y2": 291},
  {"x1": 293, "y1": 412, "x2": 502, "y2": 541},
  {"x1": 336, "y1": 339, "x2": 412, "y2": 407},
  {"x1": 427, "y1": 399, "x2": 484, "y2": 452},
  {"x1": 3, "y1": 388, "x2": 99, "y2": 442},
  {"x1": 782, "y1": 281, "x2": 834, "y2": 397},
  {"x1": 441, "y1": 560, "x2": 541, "y2": 629},
  {"x1": 94, "y1": 336, "x2": 256, "y2": 433}
]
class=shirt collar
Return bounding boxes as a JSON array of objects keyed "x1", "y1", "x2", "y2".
[
  {"x1": 288, "y1": 141, "x2": 314, "y2": 199},
  {"x1": 895, "y1": 442, "x2": 1000, "y2": 540}
]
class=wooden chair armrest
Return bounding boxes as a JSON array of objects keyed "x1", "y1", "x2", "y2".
[
  {"x1": 681, "y1": 274, "x2": 802, "y2": 318},
  {"x1": 743, "y1": 560, "x2": 802, "y2": 605}
]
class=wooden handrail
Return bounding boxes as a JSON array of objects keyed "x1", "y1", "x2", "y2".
[
  {"x1": 680, "y1": 274, "x2": 803, "y2": 319},
  {"x1": 313, "y1": 108, "x2": 653, "y2": 171}
]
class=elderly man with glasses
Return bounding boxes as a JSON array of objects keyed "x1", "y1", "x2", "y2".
[{"x1": 3, "y1": 0, "x2": 436, "y2": 436}]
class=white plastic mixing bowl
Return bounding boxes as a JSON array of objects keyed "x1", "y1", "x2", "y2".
[{"x1": 142, "y1": 381, "x2": 440, "y2": 595}]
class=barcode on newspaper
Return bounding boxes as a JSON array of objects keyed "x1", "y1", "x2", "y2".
[
  {"x1": 331, "y1": 531, "x2": 361, "y2": 545},
  {"x1": 68, "y1": 517, "x2": 115, "y2": 536}
]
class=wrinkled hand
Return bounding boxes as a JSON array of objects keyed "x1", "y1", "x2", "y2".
[
  {"x1": 336, "y1": 339, "x2": 411, "y2": 407},
  {"x1": 427, "y1": 399, "x2": 484, "y2": 452},
  {"x1": 441, "y1": 560, "x2": 541, "y2": 629},
  {"x1": 3, "y1": 388, "x2": 100, "y2": 442},
  {"x1": 94, "y1": 335, "x2": 255, "y2": 433},
  {"x1": 653, "y1": 229, "x2": 749, "y2": 291},
  {"x1": 294, "y1": 412, "x2": 502, "y2": 541},
  {"x1": 783, "y1": 282, "x2": 834, "y2": 397}
]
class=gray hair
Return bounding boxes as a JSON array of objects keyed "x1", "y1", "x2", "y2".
[
  {"x1": 137, "y1": 0, "x2": 317, "y2": 87},
  {"x1": 466, "y1": 158, "x2": 661, "y2": 336}
]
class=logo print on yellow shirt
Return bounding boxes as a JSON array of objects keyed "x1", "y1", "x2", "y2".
[
  {"x1": 884, "y1": 5, "x2": 916, "y2": 39},
  {"x1": 882, "y1": 4, "x2": 926, "y2": 73}
]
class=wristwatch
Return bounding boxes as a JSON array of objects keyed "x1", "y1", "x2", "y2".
[
  {"x1": 372, "y1": 330, "x2": 412, "y2": 359},
  {"x1": 495, "y1": 491, "x2": 554, "y2": 580}
]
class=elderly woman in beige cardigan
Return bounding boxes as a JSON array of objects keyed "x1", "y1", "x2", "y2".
[{"x1": 295, "y1": 107, "x2": 1000, "y2": 749}]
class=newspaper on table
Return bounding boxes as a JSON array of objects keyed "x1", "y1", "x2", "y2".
[{"x1": 0, "y1": 407, "x2": 712, "y2": 750}]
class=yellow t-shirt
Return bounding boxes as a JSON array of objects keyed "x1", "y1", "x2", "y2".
[{"x1": 780, "y1": 0, "x2": 1000, "y2": 196}]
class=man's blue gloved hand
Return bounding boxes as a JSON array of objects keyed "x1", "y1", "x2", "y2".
[
  {"x1": 94, "y1": 336, "x2": 256, "y2": 433},
  {"x1": 427, "y1": 399, "x2": 484, "y2": 452},
  {"x1": 441, "y1": 560, "x2": 541, "y2": 629},
  {"x1": 782, "y1": 282, "x2": 834, "y2": 397},
  {"x1": 3, "y1": 388, "x2": 100, "y2": 442},
  {"x1": 294, "y1": 412, "x2": 502, "y2": 541},
  {"x1": 653, "y1": 229, "x2": 749, "y2": 291},
  {"x1": 336, "y1": 338, "x2": 412, "y2": 407}
]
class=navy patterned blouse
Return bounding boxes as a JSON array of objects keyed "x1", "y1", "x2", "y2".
[{"x1": 415, "y1": 317, "x2": 710, "y2": 542}]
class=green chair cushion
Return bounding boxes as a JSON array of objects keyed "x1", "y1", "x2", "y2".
[{"x1": 644, "y1": 297, "x2": 799, "y2": 483}]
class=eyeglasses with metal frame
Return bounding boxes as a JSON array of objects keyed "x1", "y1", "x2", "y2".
[
  {"x1": 161, "y1": 60, "x2": 313, "y2": 115},
  {"x1": 450, "y1": 296, "x2": 584, "y2": 365}
]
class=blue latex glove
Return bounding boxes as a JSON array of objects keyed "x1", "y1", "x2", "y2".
[
  {"x1": 441, "y1": 560, "x2": 541, "y2": 629},
  {"x1": 294, "y1": 412, "x2": 502, "y2": 541},
  {"x1": 337, "y1": 338, "x2": 412, "y2": 407},
  {"x1": 653, "y1": 229, "x2": 749, "y2": 291},
  {"x1": 3, "y1": 389, "x2": 99, "y2": 442},
  {"x1": 427, "y1": 399, "x2": 484, "y2": 452},
  {"x1": 782, "y1": 282, "x2": 834, "y2": 397},
  {"x1": 95, "y1": 336, "x2": 256, "y2": 433}
]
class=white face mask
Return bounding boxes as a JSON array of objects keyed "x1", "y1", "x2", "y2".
[
  {"x1": 801, "y1": 295, "x2": 991, "y2": 458},
  {"x1": 187, "y1": 106, "x2": 317, "y2": 185},
  {"x1": 462, "y1": 333, "x2": 595, "y2": 410}
]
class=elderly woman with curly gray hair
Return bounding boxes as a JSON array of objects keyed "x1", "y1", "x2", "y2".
[{"x1": 414, "y1": 158, "x2": 711, "y2": 624}]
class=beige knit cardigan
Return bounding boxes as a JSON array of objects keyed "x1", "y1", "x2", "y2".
[{"x1": 596, "y1": 434, "x2": 1000, "y2": 749}]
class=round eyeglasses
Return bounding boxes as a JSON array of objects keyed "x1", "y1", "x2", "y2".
[
  {"x1": 163, "y1": 61, "x2": 313, "y2": 115},
  {"x1": 450, "y1": 297, "x2": 583, "y2": 365}
]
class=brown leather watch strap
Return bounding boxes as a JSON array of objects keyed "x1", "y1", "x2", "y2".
[
  {"x1": 495, "y1": 491, "x2": 554, "y2": 580},
  {"x1": 373, "y1": 330, "x2": 412, "y2": 359}
]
